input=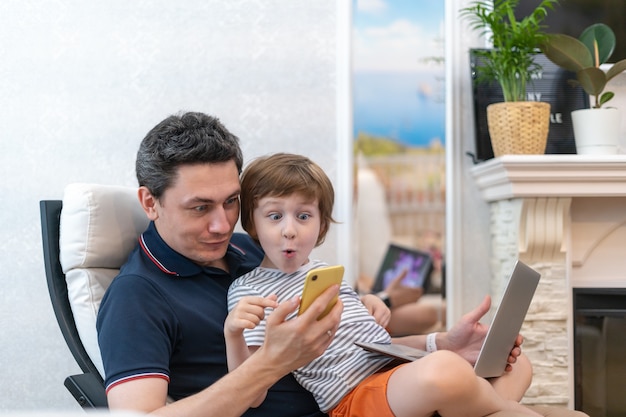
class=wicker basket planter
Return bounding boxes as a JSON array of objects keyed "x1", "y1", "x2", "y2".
[{"x1": 486, "y1": 101, "x2": 550, "y2": 157}]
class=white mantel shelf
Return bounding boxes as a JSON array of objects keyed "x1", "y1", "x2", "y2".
[{"x1": 470, "y1": 155, "x2": 626, "y2": 202}]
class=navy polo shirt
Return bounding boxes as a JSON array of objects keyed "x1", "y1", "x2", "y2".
[{"x1": 97, "y1": 222, "x2": 325, "y2": 417}]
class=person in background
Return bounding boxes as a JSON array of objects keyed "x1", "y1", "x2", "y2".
[{"x1": 355, "y1": 163, "x2": 444, "y2": 335}]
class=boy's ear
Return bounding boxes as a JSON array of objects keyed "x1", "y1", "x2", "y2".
[
  {"x1": 317, "y1": 221, "x2": 330, "y2": 246},
  {"x1": 244, "y1": 221, "x2": 258, "y2": 242}
]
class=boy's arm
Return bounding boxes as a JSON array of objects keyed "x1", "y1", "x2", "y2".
[
  {"x1": 224, "y1": 333, "x2": 265, "y2": 407},
  {"x1": 224, "y1": 294, "x2": 277, "y2": 370},
  {"x1": 224, "y1": 332, "x2": 254, "y2": 371},
  {"x1": 392, "y1": 295, "x2": 523, "y2": 372},
  {"x1": 224, "y1": 295, "x2": 278, "y2": 407},
  {"x1": 360, "y1": 293, "x2": 391, "y2": 328}
]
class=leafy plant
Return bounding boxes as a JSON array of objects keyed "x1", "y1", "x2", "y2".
[
  {"x1": 540, "y1": 23, "x2": 626, "y2": 108},
  {"x1": 461, "y1": 0, "x2": 557, "y2": 102}
]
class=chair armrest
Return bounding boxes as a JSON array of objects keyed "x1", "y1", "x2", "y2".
[{"x1": 64, "y1": 372, "x2": 108, "y2": 409}]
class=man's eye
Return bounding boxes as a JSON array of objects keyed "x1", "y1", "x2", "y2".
[
  {"x1": 194, "y1": 205, "x2": 208, "y2": 212},
  {"x1": 225, "y1": 197, "x2": 239, "y2": 206}
]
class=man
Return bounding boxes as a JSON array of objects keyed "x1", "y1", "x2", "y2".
[
  {"x1": 97, "y1": 112, "x2": 343, "y2": 416},
  {"x1": 96, "y1": 111, "x2": 582, "y2": 417}
]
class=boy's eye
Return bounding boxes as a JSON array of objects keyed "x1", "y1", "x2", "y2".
[
  {"x1": 269, "y1": 213, "x2": 282, "y2": 220},
  {"x1": 298, "y1": 213, "x2": 311, "y2": 220}
]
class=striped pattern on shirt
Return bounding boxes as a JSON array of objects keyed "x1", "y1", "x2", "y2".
[{"x1": 227, "y1": 260, "x2": 393, "y2": 412}]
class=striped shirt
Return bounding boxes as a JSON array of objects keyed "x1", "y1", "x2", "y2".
[{"x1": 227, "y1": 260, "x2": 393, "y2": 412}]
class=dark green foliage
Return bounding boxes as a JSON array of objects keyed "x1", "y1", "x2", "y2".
[{"x1": 461, "y1": 0, "x2": 558, "y2": 102}]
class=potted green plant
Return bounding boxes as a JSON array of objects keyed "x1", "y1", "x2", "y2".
[
  {"x1": 461, "y1": 0, "x2": 557, "y2": 157},
  {"x1": 541, "y1": 23, "x2": 626, "y2": 154}
]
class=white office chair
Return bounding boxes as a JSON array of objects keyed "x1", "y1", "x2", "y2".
[{"x1": 40, "y1": 183, "x2": 147, "y2": 408}]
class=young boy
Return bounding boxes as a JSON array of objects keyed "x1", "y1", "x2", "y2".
[{"x1": 225, "y1": 153, "x2": 541, "y2": 417}]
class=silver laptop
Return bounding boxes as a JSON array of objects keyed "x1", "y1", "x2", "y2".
[
  {"x1": 473, "y1": 260, "x2": 540, "y2": 377},
  {"x1": 356, "y1": 260, "x2": 540, "y2": 378}
]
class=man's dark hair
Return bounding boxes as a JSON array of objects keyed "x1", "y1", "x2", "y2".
[{"x1": 136, "y1": 112, "x2": 243, "y2": 199}]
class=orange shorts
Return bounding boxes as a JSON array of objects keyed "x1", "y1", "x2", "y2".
[{"x1": 329, "y1": 364, "x2": 406, "y2": 417}]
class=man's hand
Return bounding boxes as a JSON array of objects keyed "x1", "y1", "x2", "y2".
[
  {"x1": 361, "y1": 294, "x2": 391, "y2": 328},
  {"x1": 385, "y1": 268, "x2": 424, "y2": 308},
  {"x1": 224, "y1": 295, "x2": 278, "y2": 337},
  {"x1": 259, "y1": 285, "x2": 343, "y2": 375}
]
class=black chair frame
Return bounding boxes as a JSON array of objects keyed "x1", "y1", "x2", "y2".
[{"x1": 40, "y1": 200, "x2": 108, "y2": 408}]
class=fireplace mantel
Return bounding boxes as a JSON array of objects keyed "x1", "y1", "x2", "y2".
[
  {"x1": 470, "y1": 155, "x2": 626, "y2": 202},
  {"x1": 471, "y1": 155, "x2": 626, "y2": 267},
  {"x1": 469, "y1": 154, "x2": 626, "y2": 408}
]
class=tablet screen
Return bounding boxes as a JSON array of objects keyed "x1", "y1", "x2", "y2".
[{"x1": 372, "y1": 244, "x2": 433, "y2": 292}]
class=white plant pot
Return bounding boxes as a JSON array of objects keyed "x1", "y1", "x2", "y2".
[{"x1": 572, "y1": 107, "x2": 621, "y2": 155}]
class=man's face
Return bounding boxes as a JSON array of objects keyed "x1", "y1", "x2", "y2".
[{"x1": 150, "y1": 161, "x2": 241, "y2": 268}]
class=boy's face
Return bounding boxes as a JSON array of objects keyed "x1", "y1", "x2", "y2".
[
  {"x1": 254, "y1": 193, "x2": 321, "y2": 274},
  {"x1": 144, "y1": 161, "x2": 241, "y2": 268}
]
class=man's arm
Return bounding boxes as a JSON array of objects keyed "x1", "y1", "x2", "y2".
[{"x1": 107, "y1": 285, "x2": 343, "y2": 417}]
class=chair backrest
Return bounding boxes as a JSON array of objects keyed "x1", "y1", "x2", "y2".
[
  {"x1": 41, "y1": 199, "x2": 101, "y2": 379},
  {"x1": 58, "y1": 183, "x2": 148, "y2": 376},
  {"x1": 40, "y1": 183, "x2": 148, "y2": 407}
]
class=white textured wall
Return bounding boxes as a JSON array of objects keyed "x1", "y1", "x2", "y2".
[
  {"x1": 445, "y1": 0, "x2": 493, "y2": 324},
  {"x1": 0, "y1": 1, "x2": 348, "y2": 410}
]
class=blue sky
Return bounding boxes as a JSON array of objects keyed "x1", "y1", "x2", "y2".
[
  {"x1": 353, "y1": 0, "x2": 444, "y2": 72},
  {"x1": 353, "y1": 0, "x2": 446, "y2": 146}
]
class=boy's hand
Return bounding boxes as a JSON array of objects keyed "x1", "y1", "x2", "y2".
[
  {"x1": 361, "y1": 294, "x2": 391, "y2": 328},
  {"x1": 225, "y1": 295, "x2": 278, "y2": 336},
  {"x1": 260, "y1": 285, "x2": 343, "y2": 375},
  {"x1": 440, "y1": 295, "x2": 490, "y2": 363}
]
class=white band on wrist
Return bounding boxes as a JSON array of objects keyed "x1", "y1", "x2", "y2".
[{"x1": 426, "y1": 332, "x2": 438, "y2": 353}]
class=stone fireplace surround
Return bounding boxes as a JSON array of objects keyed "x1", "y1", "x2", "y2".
[{"x1": 470, "y1": 155, "x2": 626, "y2": 408}]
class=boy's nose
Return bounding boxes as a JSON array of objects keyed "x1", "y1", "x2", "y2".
[{"x1": 282, "y1": 219, "x2": 296, "y2": 239}]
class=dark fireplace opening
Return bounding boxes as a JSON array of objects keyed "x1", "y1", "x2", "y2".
[{"x1": 573, "y1": 288, "x2": 626, "y2": 417}]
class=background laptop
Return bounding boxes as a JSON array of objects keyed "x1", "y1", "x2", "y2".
[
  {"x1": 358, "y1": 260, "x2": 541, "y2": 378},
  {"x1": 371, "y1": 243, "x2": 433, "y2": 293}
]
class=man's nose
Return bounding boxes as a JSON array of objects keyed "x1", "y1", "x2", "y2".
[{"x1": 208, "y1": 207, "x2": 231, "y2": 234}]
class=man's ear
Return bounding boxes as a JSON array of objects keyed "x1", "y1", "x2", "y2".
[{"x1": 138, "y1": 186, "x2": 159, "y2": 221}]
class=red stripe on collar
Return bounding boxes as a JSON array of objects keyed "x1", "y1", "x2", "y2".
[
  {"x1": 139, "y1": 235, "x2": 178, "y2": 276},
  {"x1": 228, "y1": 241, "x2": 247, "y2": 255}
]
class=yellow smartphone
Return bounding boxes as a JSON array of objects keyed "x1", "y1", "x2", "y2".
[{"x1": 298, "y1": 265, "x2": 344, "y2": 319}]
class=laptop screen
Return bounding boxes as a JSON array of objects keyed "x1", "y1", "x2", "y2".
[{"x1": 371, "y1": 244, "x2": 433, "y2": 293}]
